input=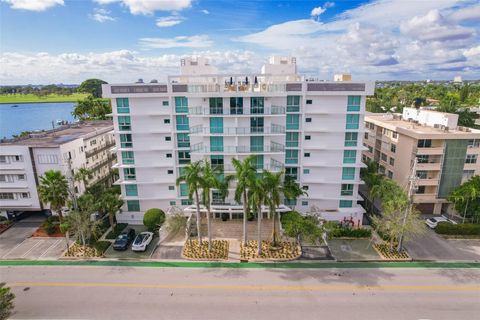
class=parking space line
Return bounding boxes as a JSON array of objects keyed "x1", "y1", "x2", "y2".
[
  {"x1": 39, "y1": 240, "x2": 63, "y2": 259},
  {"x1": 21, "y1": 240, "x2": 44, "y2": 258},
  {"x1": 1, "y1": 241, "x2": 26, "y2": 259}
]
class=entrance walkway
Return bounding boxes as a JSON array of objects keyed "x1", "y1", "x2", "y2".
[{"x1": 204, "y1": 219, "x2": 273, "y2": 240}]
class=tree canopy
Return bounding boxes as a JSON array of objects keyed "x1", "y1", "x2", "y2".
[
  {"x1": 72, "y1": 95, "x2": 111, "y2": 120},
  {"x1": 448, "y1": 176, "x2": 480, "y2": 223},
  {"x1": 77, "y1": 79, "x2": 107, "y2": 98}
]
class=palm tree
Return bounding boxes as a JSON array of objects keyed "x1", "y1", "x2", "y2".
[
  {"x1": 263, "y1": 170, "x2": 284, "y2": 247},
  {"x1": 74, "y1": 167, "x2": 93, "y2": 192},
  {"x1": 37, "y1": 170, "x2": 69, "y2": 222},
  {"x1": 97, "y1": 189, "x2": 124, "y2": 228},
  {"x1": 283, "y1": 176, "x2": 308, "y2": 210},
  {"x1": 200, "y1": 160, "x2": 223, "y2": 251},
  {"x1": 248, "y1": 176, "x2": 265, "y2": 255},
  {"x1": 176, "y1": 161, "x2": 204, "y2": 244},
  {"x1": 232, "y1": 155, "x2": 257, "y2": 244},
  {"x1": 449, "y1": 178, "x2": 479, "y2": 223},
  {"x1": 361, "y1": 158, "x2": 384, "y2": 214}
]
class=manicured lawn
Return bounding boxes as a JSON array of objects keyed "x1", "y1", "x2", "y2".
[{"x1": 0, "y1": 93, "x2": 89, "y2": 104}]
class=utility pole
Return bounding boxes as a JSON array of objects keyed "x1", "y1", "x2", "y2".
[{"x1": 397, "y1": 157, "x2": 419, "y2": 253}]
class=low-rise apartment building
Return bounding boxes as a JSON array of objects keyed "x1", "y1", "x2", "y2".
[
  {"x1": 102, "y1": 56, "x2": 375, "y2": 225},
  {"x1": 0, "y1": 121, "x2": 115, "y2": 217},
  {"x1": 363, "y1": 108, "x2": 480, "y2": 215}
]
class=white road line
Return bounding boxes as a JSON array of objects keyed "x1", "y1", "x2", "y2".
[
  {"x1": 21, "y1": 240, "x2": 44, "y2": 258},
  {"x1": 39, "y1": 240, "x2": 62, "y2": 259},
  {"x1": 1, "y1": 241, "x2": 26, "y2": 258}
]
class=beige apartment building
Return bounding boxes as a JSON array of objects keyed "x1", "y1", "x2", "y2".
[{"x1": 363, "y1": 108, "x2": 480, "y2": 215}]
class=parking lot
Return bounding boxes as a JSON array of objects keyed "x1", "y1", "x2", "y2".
[
  {"x1": 0, "y1": 214, "x2": 68, "y2": 260},
  {"x1": 103, "y1": 225, "x2": 158, "y2": 259}
]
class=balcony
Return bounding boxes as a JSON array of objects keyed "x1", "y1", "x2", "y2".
[
  {"x1": 417, "y1": 178, "x2": 439, "y2": 186},
  {"x1": 416, "y1": 162, "x2": 442, "y2": 171},
  {"x1": 412, "y1": 193, "x2": 437, "y2": 203},
  {"x1": 190, "y1": 142, "x2": 285, "y2": 154},
  {"x1": 416, "y1": 147, "x2": 444, "y2": 155},
  {"x1": 85, "y1": 141, "x2": 116, "y2": 158},
  {"x1": 189, "y1": 125, "x2": 285, "y2": 136},
  {"x1": 188, "y1": 106, "x2": 286, "y2": 116}
]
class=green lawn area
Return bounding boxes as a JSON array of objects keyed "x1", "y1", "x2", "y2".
[{"x1": 0, "y1": 93, "x2": 89, "y2": 104}]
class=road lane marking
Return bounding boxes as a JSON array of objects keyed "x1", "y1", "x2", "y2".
[{"x1": 8, "y1": 282, "x2": 480, "y2": 292}]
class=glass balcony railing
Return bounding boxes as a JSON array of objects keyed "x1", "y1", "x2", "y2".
[
  {"x1": 188, "y1": 106, "x2": 286, "y2": 115},
  {"x1": 189, "y1": 125, "x2": 285, "y2": 135},
  {"x1": 190, "y1": 142, "x2": 285, "y2": 154}
]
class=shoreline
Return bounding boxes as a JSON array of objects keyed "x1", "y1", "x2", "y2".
[
  {"x1": 0, "y1": 101, "x2": 78, "y2": 105},
  {"x1": 0, "y1": 93, "x2": 88, "y2": 104}
]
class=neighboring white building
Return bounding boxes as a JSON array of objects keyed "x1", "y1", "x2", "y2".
[
  {"x1": 102, "y1": 56, "x2": 375, "y2": 225},
  {"x1": 0, "y1": 121, "x2": 115, "y2": 218}
]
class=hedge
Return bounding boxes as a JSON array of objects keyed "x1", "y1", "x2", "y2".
[
  {"x1": 330, "y1": 227, "x2": 372, "y2": 238},
  {"x1": 435, "y1": 223, "x2": 480, "y2": 236},
  {"x1": 93, "y1": 241, "x2": 112, "y2": 254},
  {"x1": 143, "y1": 208, "x2": 166, "y2": 232}
]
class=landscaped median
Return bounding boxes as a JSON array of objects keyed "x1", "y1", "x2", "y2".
[{"x1": 240, "y1": 240, "x2": 301, "y2": 261}]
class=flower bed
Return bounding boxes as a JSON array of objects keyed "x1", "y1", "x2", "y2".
[
  {"x1": 32, "y1": 226, "x2": 64, "y2": 237},
  {"x1": 182, "y1": 240, "x2": 229, "y2": 260},
  {"x1": 373, "y1": 243, "x2": 411, "y2": 260},
  {"x1": 241, "y1": 240, "x2": 301, "y2": 261},
  {"x1": 63, "y1": 243, "x2": 103, "y2": 258}
]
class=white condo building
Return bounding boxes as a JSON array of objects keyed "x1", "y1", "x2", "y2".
[{"x1": 102, "y1": 57, "x2": 375, "y2": 225}]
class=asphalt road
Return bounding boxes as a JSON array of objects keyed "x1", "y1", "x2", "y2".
[{"x1": 1, "y1": 265, "x2": 479, "y2": 320}]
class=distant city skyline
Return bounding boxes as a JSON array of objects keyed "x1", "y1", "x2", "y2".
[{"x1": 1, "y1": 0, "x2": 479, "y2": 84}]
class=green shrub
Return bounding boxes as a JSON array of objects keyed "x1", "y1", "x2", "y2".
[
  {"x1": 143, "y1": 208, "x2": 166, "y2": 232},
  {"x1": 105, "y1": 223, "x2": 128, "y2": 239},
  {"x1": 0, "y1": 282, "x2": 15, "y2": 320},
  {"x1": 92, "y1": 241, "x2": 111, "y2": 254},
  {"x1": 436, "y1": 223, "x2": 480, "y2": 236},
  {"x1": 324, "y1": 221, "x2": 371, "y2": 238},
  {"x1": 43, "y1": 217, "x2": 57, "y2": 235}
]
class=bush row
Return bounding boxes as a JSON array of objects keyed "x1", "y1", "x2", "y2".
[
  {"x1": 330, "y1": 227, "x2": 372, "y2": 238},
  {"x1": 435, "y1": 223, "x2": 480, "y2": 235}
]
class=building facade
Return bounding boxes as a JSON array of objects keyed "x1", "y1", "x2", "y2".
[
  {"x1": 102, "y1": 56, "x2": 375, "y2": 225},
  {"x1": 363, "y1": 108, "x2": 480, "y2": 215},
  {"x1": 0, "y1": 121, "x2": 115, "y2": 217}
]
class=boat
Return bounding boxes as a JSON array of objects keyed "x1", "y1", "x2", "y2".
[{"x1": 11, "y1": 105, "x2": 18, "y2": 108}]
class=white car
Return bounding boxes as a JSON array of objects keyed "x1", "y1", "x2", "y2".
[
  {"x1": 131, "y1": 232, "x2": 154, "y2": 252},
  {"x1": 425, "y1": 216, "x2": 457, "y2": 228}
]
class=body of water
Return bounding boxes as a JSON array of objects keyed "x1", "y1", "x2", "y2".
[{"x1": 0, "y1": 102, "x2": 75, "y2": 139}]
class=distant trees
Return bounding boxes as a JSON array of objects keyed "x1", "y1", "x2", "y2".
[
  {"x1": 77, "y1": 79, "x2": 107, "y2": 98},
  {"x1": 0, "y1": 84, "x2": 76, "y2": 96}
]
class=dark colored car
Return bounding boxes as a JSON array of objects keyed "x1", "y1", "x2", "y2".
[{"x1": 112, "y1": 228, "x2": 136, "y2": 251}]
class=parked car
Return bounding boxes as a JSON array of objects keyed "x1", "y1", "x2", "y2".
[
  {"x1": 425, "y1": 216, "x2": 457, "y2": 228},
  {"x1": 132, "y1": 232, "x2": 154, "y2": 252},
  {"x1": 112, "y1": 228, "x2": 136, "y2": 251}
]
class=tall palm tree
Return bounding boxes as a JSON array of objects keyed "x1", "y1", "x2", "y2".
[
  {"x1": 361, "y1": 158, "x2": 384, "y2": 214},
  {"x1": 97, "y1": 189, "x2": 124, "y2": 228},
  {"x1": 248, "y1": 176, "x2": 265, "y2": 255},
  {"x1": 283, "y1": 176, "x2": 308, "y2": 210},
  {"x1": 263, "y1": 170, "x2": 284, "y2": 247},
  {"x1": 176, "y1": 161, "x2": 204, "y2": 244},
  {"x1": 232, "y1": 155, "x2": 257, "y2": 244},
  {"x1": 74, "y1": 167, "x2": 93, "y2": 192},
  {"x1": 38, "y1": 170, "x2": 69, "y2": 222}
]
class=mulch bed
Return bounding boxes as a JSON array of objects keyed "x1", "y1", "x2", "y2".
[
  {"x1": 0, "y1": 222, "x2": 14, "y2": 234},
  {"x1": 241, "y1": 240, "x2": 301, "y2": 261},
  {"x1": 32, "y1": 226, "x2": 65, "y2": 238}
]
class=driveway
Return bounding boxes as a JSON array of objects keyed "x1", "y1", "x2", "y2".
[
  {"x1": 0, "y1": 214, "x2": 68, "y2": 260},
  {"x1": 404, "y1": 228, "x2": 480, "y2": 261}
]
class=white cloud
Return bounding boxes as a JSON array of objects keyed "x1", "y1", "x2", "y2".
[
  {"x1": 139, "y1": 35, "x2": 213, "y2": 49},
  {"x1": 324, "y1": 2, "x2": 335, "y2": 9},
  {"x1": 156, "y1": 15, "x2": 185, "y2": 27},
  {"x1": 464, "y1": 45, "x2": 480, "y2": 58},
  {"x1": 94, "y1": 0, "x2": 192, "y2": 15},
  {"x1": 201, "y1": 9, "x2": 209, "y2": 14},
  {"x1": 311, "y1": 7, "x2": 326, "y2": 17},
  {"x1": 448, "y1": 5, "x2": 480, "y2": 22},
  {"x1": 89, "y1": 8, "x2": 116, "y2": 22},
  {"x1": 3, "y1": 0, "x2": 64, "y2": 11}
]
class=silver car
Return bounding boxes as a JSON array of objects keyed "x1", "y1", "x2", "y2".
[
  {"x1": 425, "y1": 216, "x2": 457, "y2": 228},
  {"x1": 131, "y1": 232, "x2": 154, "y2": 252}
]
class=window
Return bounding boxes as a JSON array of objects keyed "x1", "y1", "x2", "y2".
[
  {"x1": 342, "y1": 167, "x2": 355, "y2": 180},
  {"x1": 175, "y1": 97, "x2": 188, "y2": 113},
  {"x1": 230, "y1": 97, "x2": 243, "y2": 114},
  {"x1": 416, "y1": 186, "x2": 426, "y2": 194},
  {"x1": 347, "y1": 96, "x2": 361, "y2": 112},
  {"x1": 164, "y1": 119, "x2": 170, "y2": 124},
  {"x1": 285, "y1": 150, "x2": 298, "y2": 164},
  {"x1": 251, "y1": 97, "x2": 264, "y2": 114},
  {"x1": 169, "y1": 201, "x2": 176, "y2": 205},
  {"x1": 177, "y1": 133, "x2": 190, "y2": 148},
  {"x1": 303, "y1": 168, "x2": 310, "y2": 174},
  {"x1": 286, "y1": 132, "x2": 299, "y2": 147},
  {"x1": 250, "y1": 136, "x2": 264, "y2": 152},
  {"x1": 381, "y1": 153, "x2": 387, "y2": 162},
  {"x1": 123, "y1": 168, "x2": 136, "y2": 180},
  {"x1": 120, "y1": 134, "x2": 132, "y2": 148},
  {"x1": 17, "y1": 174, "x2": 25, "y2": 181},
  {"x1": 463, "y1": 170, "x2": 475, "y2": 181},
  {"x1": 165, "y1": 136, "x2": 171, "y2": 141},
  {"x1": 175, "y1": 115, "x2": 189, "y2": 131},
  {"x1": 467, "y1": 139, "x2": 480, "y2": 148},
  {"x1": 346, "y1": 114, "x2": 360, "y2": 129},
  {"x1": 416, "y1": 171, "x2": 428, "y2": 179},
  {"x1": 168, "y1": 186, "x2": 175, "y2": 191},
  {"x1": 209, "y1": 97, "x2": 223, "y2": 114},
  {"x1": 343, "y1": 150, "x2": 357, "y2": 163},
  {"x1": 286, "y1": 114, "x2": 300, "y2": 130},
  {"x1": 305, "y1": 135, "x2": 311, "y2": 140},
  {"x1": 121, "y1": 151, "x2": 134, "y2": 164},
  {"x1": 392, "y1": 132, "x2": 398, "y2": 139},
  {"x1": 250, "y1": 117, "x2": 264, "y2": 133},
  {"x1": 211, "y1": 136, "x2": 224, "y2": 152},
  {"x1": 211, "y1": 155, "x2": 224, "y2": 171},
  {"x1": 14, "y1": 155, "x2": 22, "y2": 162},
  {"x1": 0, "y1": 193, "x2": 14, "y2": 200},
  {"x1": 304, "y1": 152, "x2": 310, "y2": 158},
  {"x1": 166, "y1": 153, "x2": 172, "y2": 158},
  {"x1": 285, "y1": 167, "x2": 298, "y2": 179},
  {"x1": 305, "y1": 117, "x2": 312, "y2": 123},
  {"x1": 0, "y1": 156, "x2": 6, "y2": 163},
  {"x1": 465, "y1": 154, "x2": 478, "y2": 164},
  {"x1": 162, "y1": 101, "x2": 169, "y2": 106},
  {"x1": 306, "y1": 100, "x2": 312, "y2": 104},
  {"x1": 167, "y1": 170, "x2": 174, "y2": 174},
  {"x1": 285, "y1": 199, "x2": 297, "y2": 206},
  {"x1": 178, "y1": 151, "x2": 191, "y2": 164},
  {"x1": 387, "y1": 171, "x2": 393, "y2": 179},
  {"x1": 0, "y1": 175, "x2": 6, "y2": 182},
  {"x1": 391, "y1": 144, "x2": 396, "y2": 153},
  {"x1": 181, "y1": 199, "x2": 192, "y2": 206},
  {"x1": 302, "y1": 185, "x2": 309, "y2": 191},
  {"x1": 127, "y1": 200, "x2": 140, "y2": 211},
  {"x1": 21, "y1": 192, "x2": 30, "y2": 198},
  {"x1": 286, "y1": 96, "x2": 300, "y2": 112},
  {"x1": 302, "y1": 201, "x2": 309, "y2": 206},
  {"x1": 341, "y1": 184, "x2": 354, "y2": 196},
  {"x1": 416, "y1": 155, "x2": 429, "y2": 163},
  {"x1": 339, "y1": 200, "x2": 353, "y2": 208},
  {"x1": 345, "y1": 132, "x2": 358, "y2": 146},
  {"x1": 210, "y1": 117, "x2": 224, "y2": 134},
  {"x1": 116, "y1": 98, "x2": 129, "y2": 113},
  {"x1": 180, "y1": 183, "x2": 188, "y2": 196},
  {"x1": 364, "y1": 132, "x2": 368, "y2": 139},
  {"x1": 118, "y1": 116, "x2": 131, "y2": 131},
  {"x1": 417, "y1": 139, "x2": 432, "y2": 148},
  {"x1": 389, "y1": 157, "x2": 395, "y2": 166},
  {"x1": 125, "y1": 184, "x2": 138, "y2": 196}
]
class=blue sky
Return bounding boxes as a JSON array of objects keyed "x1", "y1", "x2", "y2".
[{"x1": 1, "y1": 0, "x2": 479, "y2": 84}]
